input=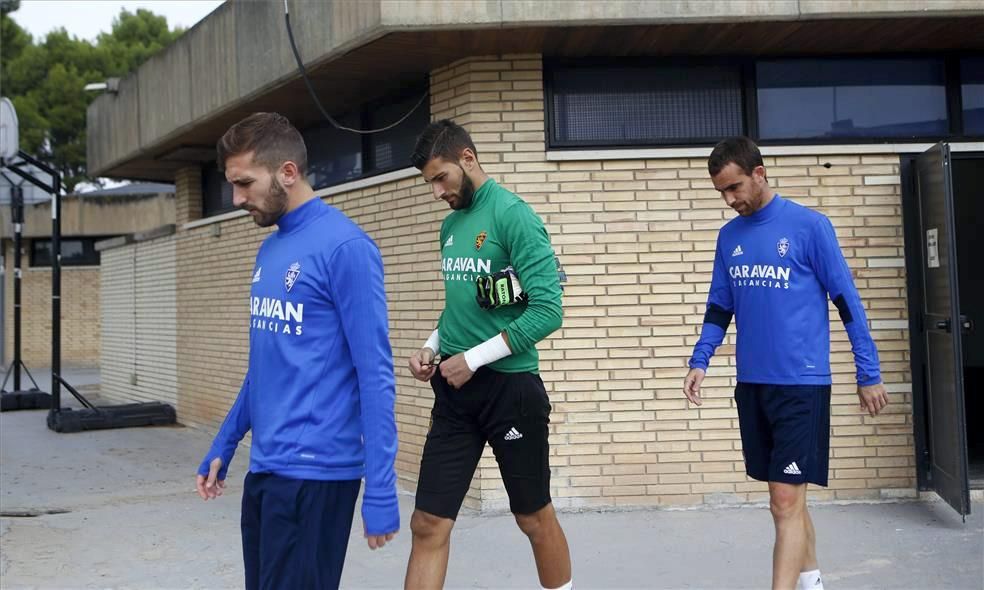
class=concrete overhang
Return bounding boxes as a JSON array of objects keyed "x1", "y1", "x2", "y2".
[{"x1": 87, "y1": 0, "x2": 984, "y2": 181}]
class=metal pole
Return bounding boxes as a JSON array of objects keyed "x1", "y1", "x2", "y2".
[
  {"x1": 51, "y1": 172, "x2": 60, "y2": 411},
  {"x1": 11, "y1": 185, "x2": 22, "y2": 391}
]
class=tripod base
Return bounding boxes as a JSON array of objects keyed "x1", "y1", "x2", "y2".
[
  {"x1": 0, "y1": 389, "x2": 52, "y2": 412},
  {"x1": 47, "y1": 402, "x2": 176, "y2": 433}
]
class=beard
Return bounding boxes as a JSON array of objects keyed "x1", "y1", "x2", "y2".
[
  {"x1": 245, "y1": 178, "x2": 289, "y2": 227},
  {"x1": 450, "y1": 169, "x2": 476, "y2": 210}
]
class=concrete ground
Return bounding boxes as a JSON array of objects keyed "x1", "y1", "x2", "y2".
[{"x1": 1, "y1": 390, "x2": 981, "y2": 589}]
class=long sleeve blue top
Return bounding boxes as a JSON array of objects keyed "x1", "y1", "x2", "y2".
[
  {"x1": 688, "y1": 195, "x2": 881, "y2": 387},
  {"x1": 197, "y1": 197, "x2": 399, "y2": 535}
]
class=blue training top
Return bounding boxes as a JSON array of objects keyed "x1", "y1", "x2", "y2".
[
  {"x1": 198, "y1": 197, "x2": 399, "y2": 536},
  {"x1": 688, "y1": 195, "x2": 881, "y2": 387}
]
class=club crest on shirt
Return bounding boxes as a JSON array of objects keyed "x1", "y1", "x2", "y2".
[
  {"x1": 475, "y1": 231, "x2": 488, "y2": 251},
  {"x1": 284, "y1": 262, "x2": 301, "y2": 292},
  {"x1": 777, "y1": 237, "x2": 790, "y2": 258}
]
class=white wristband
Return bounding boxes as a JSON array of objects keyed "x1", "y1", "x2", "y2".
[
  {"x1": 463, "y1": 333, "x2": 511, "y2": 372},
  {"x1": 423, "y1": 329, "x2": 440, "y2": 355}
]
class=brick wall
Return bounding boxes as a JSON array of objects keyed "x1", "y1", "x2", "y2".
[
  {"x1": 175, "y1": 166, "x2": 203, "y2": 226},
  {"x1": 3, "y1": 241, "x2": 101, "y2": 368},
  {"x1": 421, "y1": 55, "x2": 914, "y2": 508},
  {"x1": 99, "y1": 236, "x2": 178, "y2": 406},
  {"x1": 116, "y1": 53, "x2": 915, "y2": 510}
]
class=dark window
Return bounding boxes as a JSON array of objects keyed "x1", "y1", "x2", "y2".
[
  {"x1": 366, "y1": 90, "x2": 431, "y2": 173},
  {"x1": 756, "y1": 58, "x2": 948, "y2": 140},
  {"x1": 304, "y1": 110, "x2": 364, "y2": 190},
  {"x1": 202, "y1": 162, "x2": 234, "y2": 218},
  {"x1": 199, "y1": 82, "x2": 428, "y2": 216},
  {"x1": 305, "y1": 82, "x2": 429, "y2": 191},
  {"x1": 548, "y1": 63, "x2": 744, "y2": 147},
  {"x1": 31, "y1": 237, "x2": 106, "y2": 267},
  {"x1": 961, "y1": 57, "x2": 984, "y2": 136}
]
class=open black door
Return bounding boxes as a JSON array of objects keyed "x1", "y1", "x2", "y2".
[{"x1": 915, "y1": 142, "x2": 970, "y2": 517}]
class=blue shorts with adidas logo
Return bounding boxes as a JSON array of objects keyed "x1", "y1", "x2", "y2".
[{"x1": 734, "y1": 382, "x2": 831, "y2": 487}]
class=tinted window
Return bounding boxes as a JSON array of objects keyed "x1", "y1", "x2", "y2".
[
  {"x1": 961, "y1": 57, "x2": 984, "y2": 135},
  {"x1": 757, "y1": 58, "x2": 948, "y2": 139},
  {"x1": 202, "y1": 162, "x2": 234, "y2": 217}
]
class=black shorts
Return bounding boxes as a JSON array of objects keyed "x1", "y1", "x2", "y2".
[
  {"x1": 735, "y1": 382, "x2": 831, "y2": 487},
  {"x1": 415, "y1": 367, "x2": 552, "y2": 519}
]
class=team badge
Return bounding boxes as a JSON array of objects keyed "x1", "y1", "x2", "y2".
[
  {"x1": 475, "y1": 231, "x2": 488, "y2": 250},
  {"x1": 284, "y1": 262, "x2": 301, "y2": 292},
  {"x1": 777, "y1": 237, "x2": 790, "y2": 258}
]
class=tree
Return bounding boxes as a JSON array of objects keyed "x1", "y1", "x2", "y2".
[
  {"x1": 1, "y1": 7, "x2": 184, "y2": 191},
  {"x1": 1, "y1": 1, "x2": 30, "y2": 78}
]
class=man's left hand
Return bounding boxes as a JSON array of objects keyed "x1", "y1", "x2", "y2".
[
  {"x1": 440, "y1": 353, "x2": 474, "y2": 389},
  {"x1": 858, "y1": 382, "x2": 889, "y2": 417},
  {"x1": 365, "y1": 530, "x2": 397, "y2": 550}
]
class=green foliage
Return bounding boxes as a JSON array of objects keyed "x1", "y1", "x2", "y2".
[{"x1": 1, "y1": 7, "x2": 184, "y2": 190}]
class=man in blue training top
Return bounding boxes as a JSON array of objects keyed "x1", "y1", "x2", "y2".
[
  {"x1": 194, "y1": 112, "x2": 400, "y2": 590},
  {"x1": 683, "y1": 137, "x2": 889, "y2": 590}
]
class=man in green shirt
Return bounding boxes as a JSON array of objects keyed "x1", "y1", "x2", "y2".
[{"x1": 404, "y1": 120, "x2": 574, "y2": 590}]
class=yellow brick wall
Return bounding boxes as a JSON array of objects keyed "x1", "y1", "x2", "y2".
[
  {"x1": 421, "y1": 54, "x2": 914, "y2": 508},
  {"x1": 174, "y1": 216, "x2": 261, "y2": 429},
  {"x1": 150, "y1": 53, "x2": 914, "y2": 509},
  {"x1": 3, "y1": 241, "x2": 101, "y2": 369},
  {"x1": 100, "y1": 236, "x2": 178, "y2": 406},
  {"x1": 175, "y1": 166, "x2": 203, "y2": 226}
]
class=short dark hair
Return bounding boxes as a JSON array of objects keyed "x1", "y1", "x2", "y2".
[
  {"x1": 411, "y1": 119, "x2": 478, "y2": 170},
  {"x1": 217, "y1": 112, "x2": 307, "y2": 175},
  {"x1": 707, "y1": 136, "x2": 764, "y2": 177}
]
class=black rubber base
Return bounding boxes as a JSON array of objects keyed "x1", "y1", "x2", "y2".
[
  {"x1": 47, "y1": 403, "x2": 177, "y2": 433},
  {"x1": 0, "y1": 390, "x2": 52, "y2": 412}
]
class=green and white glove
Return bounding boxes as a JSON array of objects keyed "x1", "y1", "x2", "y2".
[{"x1": 476, "y1": 266, "x2": 528, "y2": 310}]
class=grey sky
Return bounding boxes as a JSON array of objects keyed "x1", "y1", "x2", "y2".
[{"x1": 11, "y1": 0, "x2": 225, "y2": 42}]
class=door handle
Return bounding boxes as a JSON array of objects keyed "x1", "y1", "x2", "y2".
[{"x1": 934, "y1": 316, "x2": 973, "y2": 333}]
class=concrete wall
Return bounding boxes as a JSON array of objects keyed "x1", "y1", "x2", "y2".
[
  {"x1": 0, "y1": 193, "x2": 175, "y2": 239},
  {"x1": 98, "y1": 53, "x2": 915, "y2": 509},
  {"x1": 99, "y1": 235, "x2": 177, "y2": 407},
  {"x1": 86, "y1": 0, "x2": 982, "y2": 176}
]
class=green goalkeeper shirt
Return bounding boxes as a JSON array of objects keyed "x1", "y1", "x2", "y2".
[{"x1": 437, "y1": 178, "x2": 562, "y2": 374}]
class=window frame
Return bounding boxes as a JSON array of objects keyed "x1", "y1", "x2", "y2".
[
  {"x1": 30, "y1": 236, "x2": 110, "y2": 268},
  {"x1": 545, "y1": 56, "x2": 750, "y2": 150},
  {"x1": 201, "y1": 80, "x2": 429, "y2": 218},
  {"x1": 544, "y1": 52, "x2": 984, "y2": 151}
]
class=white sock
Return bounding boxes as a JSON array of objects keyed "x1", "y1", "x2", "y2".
[
  {"x1": 542, "y1": 581, "x2": 573, "y2": 590},
  {"x1": 798, "y1": 569, "x2": 823, "y2": 590}
]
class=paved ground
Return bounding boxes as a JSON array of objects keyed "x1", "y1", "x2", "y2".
[{"x1": 1, "y1": 387, "x2": 981, "y2": 589}]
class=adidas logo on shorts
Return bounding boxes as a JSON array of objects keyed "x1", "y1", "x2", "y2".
[
  {"x1": 783, "y1": 462, "x2": 802, "y2": 475},
  {"x1": 504, "y1": 427, "x2": 523, "y2": 441}
]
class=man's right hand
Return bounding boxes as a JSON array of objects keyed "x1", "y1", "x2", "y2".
[
  {"x1": 195, "y1": 457, "x2": 225, "y2": 500},
  {"x1": 408, "y1": 347, "x2": 437, "y2": 382},
  {"x1": 683, "y1": 368, "x2": 706, "y2": 407}
]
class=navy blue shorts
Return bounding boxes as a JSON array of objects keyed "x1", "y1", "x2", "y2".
[
  {"x1": 241, "y1": 472, "x2": 360, "y2": 590},
  {"x1": 734, "y1": 383, "x2": 831, "y2": 487}
]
